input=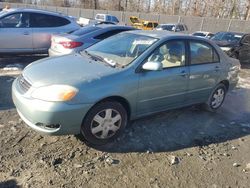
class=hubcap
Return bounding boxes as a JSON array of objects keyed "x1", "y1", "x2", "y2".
[
  {"x1": 91, "y1": 109, "x2": 122, "y2": 139},
  {"x1": 211, "y1": 88, "x2": 225, "y2": 109}
]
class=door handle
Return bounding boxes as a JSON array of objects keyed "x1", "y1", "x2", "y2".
[{"x1": 214, "y1": 66, "x2": 221, "y2": 72}]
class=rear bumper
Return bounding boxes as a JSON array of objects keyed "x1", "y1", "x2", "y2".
[{"x1": 12, "y1": 79, "x2": 93, "y2": 135}]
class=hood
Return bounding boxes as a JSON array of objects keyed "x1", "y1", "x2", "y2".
[
  {"x1": 213, "y1": 40, "x2": 238, "y2": 47},
  {"x1": 23, "y1": 54, "x2": 116, "y2": 88}
]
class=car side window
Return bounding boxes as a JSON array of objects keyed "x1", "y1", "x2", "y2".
[
  {"x1": 106, "y1": 15, "x2": 112, "y2": 21},
  {"x1": 0, "y1": 13, "x2": 29, "y2": 28},
  {"x1": 30, "y1": 13, "x2": 70, "y2": 28},
  {"x1": 112, "y1": 16, "x2": 119, "y2": 23},
  {"x1": 146, "y1": 40, "x2": 186, "y2": 69},
  {"x1": 147, "y1": 22, "x2": 153, "y2": 28},
  {"x1": 94, "y1": 29, "x2": 125, "y2": 40},
  {"x1": 190, "y1": 41, "x2": 219, "y2": 65},
  {"x1": 179, "y1": 25, "x2": 184, "y2": 31}
]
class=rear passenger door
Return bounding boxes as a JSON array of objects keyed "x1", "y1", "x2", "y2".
[
  {"x1": 30, "y1": 13, "x2": 72, "y2": 52},
  {"x1": 187, "y1": 40, "x2": 221, "y2": 103}
]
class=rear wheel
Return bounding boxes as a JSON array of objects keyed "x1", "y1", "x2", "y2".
[
  {"x1": 81, "y1": 101, "x2": 128, "y2": 145},
  {"x1": 205, "y1": 83, "x2": 227, "y2": 112}
]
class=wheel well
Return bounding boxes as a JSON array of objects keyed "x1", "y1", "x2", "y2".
[
  {"x1": 97, "y1": 96, "x2": 131, "y2": 119},
  {"x1": 220, "y1": 80, "x2": 229, "y2": 91}
]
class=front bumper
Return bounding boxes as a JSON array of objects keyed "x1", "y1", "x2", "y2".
[{"x1": 12, "y1": 78, "x2": 93, "y2": 135}]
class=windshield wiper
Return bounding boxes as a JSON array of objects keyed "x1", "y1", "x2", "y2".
[{"x1": 82, "y1": 50, "x2": 117, "y2": 67}]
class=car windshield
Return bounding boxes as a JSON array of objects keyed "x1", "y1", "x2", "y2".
[
  {"x1": 211, "y1": 32, "x2": 243, "y2": 42},
  {"x1": 85, "y1": 33, "x2": 158, "y2": 67},
  {"x1": 72, "y1": 26, "x2": 101, "y2": 36},
  {"x1": 157, "y1": 24, "x2": 174, "y2": 31}
]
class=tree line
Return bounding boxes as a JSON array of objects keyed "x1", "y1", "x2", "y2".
[{"x1": 2, "y1": 0, "x2": 250, "y2": 20}]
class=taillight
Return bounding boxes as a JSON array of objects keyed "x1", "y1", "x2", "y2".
[{"x1": 59, "y1": 41, "x2": 83, "y2": 49}]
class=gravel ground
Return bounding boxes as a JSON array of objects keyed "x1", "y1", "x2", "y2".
[{"x1": 0, "y1": 57, "x2": 250, "y2": 188}]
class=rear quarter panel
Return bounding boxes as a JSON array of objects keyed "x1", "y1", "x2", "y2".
[{"x1": 32, "y1": 23, "x2": 80, "y2": 52}]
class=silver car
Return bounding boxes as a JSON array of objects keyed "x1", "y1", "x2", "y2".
[
  {"x1": 49, "y1": 24, "x2": 135, "y2": 56},
  {"x1": 0, "y1": 8, "x2": 80, "y2": 54},
  {"x1": 156, "y1": 23, "x2": 188, "y2": 33},
  {"x1": 12, "y1": 30, "x2": 240, "y2": 145}
]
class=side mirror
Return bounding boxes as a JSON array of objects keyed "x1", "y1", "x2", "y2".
[{"x1": 142, "y1": 61, "x2": 163, "y2": 71}]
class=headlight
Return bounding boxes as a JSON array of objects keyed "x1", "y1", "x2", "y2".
[
  {"x1": 31, "y1": 85, "x2": 78, "y2": 102},
  {"x1": 221, "y1": 47, "x2": 231, "y2": 51}
]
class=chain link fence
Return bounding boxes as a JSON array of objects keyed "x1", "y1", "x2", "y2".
[{"x1": 1, "y1": 2, "x2": 250, "y2": 33}]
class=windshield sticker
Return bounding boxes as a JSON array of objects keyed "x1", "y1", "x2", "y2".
[
  {"x1": 132, "y1": 40, "x2": 155, "y2": 45},
  {"x1": 235, "y1": 35, "x2": 242, "y2": 38}
]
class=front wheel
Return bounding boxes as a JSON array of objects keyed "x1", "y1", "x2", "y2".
[
  {"x1": 81, "y1": 101, "x2": 128, "y2": 145},
  {"x1": 205, "y1": 83, "x2": 227, "y2": 112}
]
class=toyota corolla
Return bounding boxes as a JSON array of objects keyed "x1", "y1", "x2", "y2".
[{"x1": 12, "y1": 30, "x2": 240, "y2": 145}]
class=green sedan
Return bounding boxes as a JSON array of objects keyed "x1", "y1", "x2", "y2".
[{"x1": 12, "y1": 30, "x2": 240, "y2": 145}]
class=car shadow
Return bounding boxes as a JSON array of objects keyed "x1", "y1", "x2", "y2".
[
  {"x1": 79, "y1": 87, "x2": 250, "y2": 153},
  {"x1": 241, "y1": 63, "x2": 250, "y2": 69},
  {"x1": 0, "y1": 76, "x2": 16, "y2": 110},
  {"x1": 0, "y1": 179, "x2": 20, "y2": 188},
  {"x1": 0, "y1": 54, "x2": 47, "y2": 69}
]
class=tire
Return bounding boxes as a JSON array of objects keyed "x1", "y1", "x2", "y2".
[
  {"x1": 81, "y1": 101, "x2": 128, "y2": 145},
  {"x1": 205, "y1": 83, "x2": 227, "y2": 112}
]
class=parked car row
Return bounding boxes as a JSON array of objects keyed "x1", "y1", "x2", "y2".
[
  {"x1": 1, "y1": 7, "x2": 249, "y2": 65},
  {"x1": 0, "y1": 8, "x2": 80, "y2": 54}
]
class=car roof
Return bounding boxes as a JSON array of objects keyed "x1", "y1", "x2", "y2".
[
  {"x1": 160, "y1": 23, "x2": 185, "y2": 26},
  {"x1": 126, "y1": 30, "x2": 186, "y2": 38},
  {"x1": 93, "y1": 24, "x2": 134, "y2": 29},
  {"x1": 96, "y1": 13, "x2": 114, "y2": 17},
  {"x1": 193, "y1": 31, "x2": 212, "y2": 34},
  {"x1": 126, "y1": 30, "x2": 214, "y2": 42},
  {"x1": 6, "y1": 8, "x2": 68, "y2": 17}
]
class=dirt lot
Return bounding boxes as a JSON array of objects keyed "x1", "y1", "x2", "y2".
[{"x1": 0, "y1": 57, "x2": 250, "y2": 188}]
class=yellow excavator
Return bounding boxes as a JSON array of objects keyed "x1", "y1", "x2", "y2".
[{"x1": 129, "y1": 16, "x2": 158, "y2": 30}]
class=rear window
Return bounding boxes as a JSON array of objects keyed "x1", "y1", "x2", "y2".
[
  {"x1": 157, "y1": 24, "x2": 174, "y2": 31},
  {"x1": 72, "y1": 26, "x2": 100, "y2": 36},
  {"x1": 211, "y1": 32, "x2": 243, "y2": 43},
  {"x1": 96, "y1": 15, "x2": 105, "y2": 21},
  {"x1": 30, "y1": 13, "x2": 70, "y2": 27},
  {"x1": 112, "y1": 16, "x2": 119, "y2": 23},
  {"x1": 193, "y1": 33, "x2": 206, "y2": 37},
  {"x1": 153, "y1": 23, "x2": 158, "y2": 27},
  {"x1": 94, "y1": 29, "x2": 127, "y2": 40}
]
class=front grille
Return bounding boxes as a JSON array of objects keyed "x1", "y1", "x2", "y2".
[{"x1": 18, "y1": 75, "x2": 32, "y2": 93}]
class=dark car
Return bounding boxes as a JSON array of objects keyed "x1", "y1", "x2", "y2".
[{"x1": 211, "y1": 32, "x2": 250, "y2": 64}]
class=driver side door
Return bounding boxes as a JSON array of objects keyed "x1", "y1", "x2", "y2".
[
  {"x1": 136, "y1": 40, "x2": 189, "y2": 116},
  {"x1": 0, "y1": 12, "x2": 33, "y2": 53}
]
